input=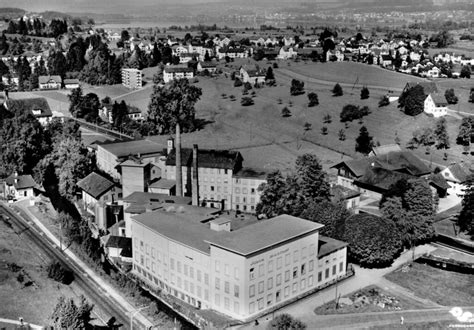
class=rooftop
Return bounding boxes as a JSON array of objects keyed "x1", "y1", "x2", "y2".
[
  {"x1": 76, "y1": 172, "x2": 116, "y2": 199},
  {"x1": 318, "y1": 236, "x2": 348, "y2": 258},
  {"x1": 5, "y1": 98, "x2": 52, "y2": 117},
  {"x1": 446, "y1": 162, "x2": 472, "y2": 183},
  {"x1": 404, "y1": 81, "x2": 438, "y2": 95},
  {"x1": 38, "y1": 75, "x2": 62, "y2": 84},
  {"x1": 149, "y1": 178, "x2": 176, "y2": 190},
  {"x1": 166, "y1": 148, "x2": 243, "y2": 170},
  {"x1": 355, "y1": 166, "x2": 413, "y2": 193},
  {"x1": 5, "y1": 173, "x2": 37, "y2": 190},
  {"x1": 98, "y1": 139, "x2": 164, "y2": 159},
  {"x1": 233, "y1": 167, "x2": 270, "y2": 179},
  {"x1": 123, "y1": 192, "x2": 191, "y2": 214}
]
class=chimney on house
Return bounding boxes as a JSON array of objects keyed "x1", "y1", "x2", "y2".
[
  {"x1": 192, "y1": 144, "x2": 199, "y2": 206},
  {"x1": 167, "y1": 137, "x2": 174, "y2": 155}
]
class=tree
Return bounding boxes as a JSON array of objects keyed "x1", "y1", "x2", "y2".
[
  {"x1": 47, "y1": 261, "x2": 74, "y2": 284},
  {"x1": 360, "y1": 86, "x2": 370, "y2": 99},
  {"x1": 290, "y1": 79, "x2": 305, "y2": 95},
  {"x1": 323, "y1": 114, "x2": 332, "y2": 123},
  {"x1": 147, "y1": 79, "x2": 202, "y2": 135},
  {"x1": 340, "y1": 104, "x2": 370, "y2": 122},
  {"x1": 48, "y1": 50, "x2": 68, "y2": 81},
  {"x1": 469, "y1": 88, "x2": 474, "y2": 103},
  {"x1": 379, "y1": 95, "x2": 390, "y2": 107},
  {"x1": 307, "y1": 92, "x2": 319, "y2": 107},
  {"x1": 295, "y1": 153, "x2": 330, "y2": 202},
  {"x1": 51, "y1": 295, "x2": 94, "y2": 329},
  {"x1": 444, "y1": 88, "x2": 458, "y2": 104},
  {"x1": 460, "y1": 65, "x2": 471, "y2": 79},
  {"x1": 398, "y1": 84, "x2": 426, "y2": 116},
  {"x1": 304, "y1": 122, "x2": 312, "y2": 131},
  {"x1": 301, "y1": 200, "x2": 349, "y2": 240},
  {"x1": 321, "y1": 126, "x2": 328, "y2": 135},
  {"x1": 281, "y1": 107, "x2": 291, "y2": 117},
  {"x1": 456, "y1": 117, "x2": 474, "y2": 146},
  {"x1": 265, "y1": 66, "x2": 274, "y2": 81},
  {"x1": 434, "y1": 117, "x2": 450, "y2": 149},
  {"x1": 267, "y1": 314, "x2": 306, "y2": 330},
  {"x1": 355, "y1": 126, "x2": 373, "y2": 155},
  {"x1": 338, "y1": 129, "x2": 346, "y2": 141},
  {"x1": 343, "y1": 214, "x2": 402, "y2": 268},
  {"x1": 458, "y1": 175, "x2": 474, "y2": 234},
  {"x1": 241, "y1": 97, "x2": 254, "y2": 106},
  {"x1": 255, "y1": 170, "x2": 287, "y2": 218},
  {"x1": 332, "y1": 83, "x2": 343, "y2": 96},
  {"x1": 66, "y1": 38, "x2": 87, "y2": 72}
]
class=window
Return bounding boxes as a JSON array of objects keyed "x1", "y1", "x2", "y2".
[
  {"x1": 224, "y1": 281, "x2": 230, "y2": 294},
  {"x1": 242, "y1": 188, "x2": 248, "y2": 194},
  {"x1": 258, "y1": 298, "x2": 264, "y2": 310},
  {"x1": 140, "y1": 255, "x2": 144, "y2": 265},
  {"x1": 224, "y1": 264, "x2": 229, "y2": 276},
  {"x1": 284, "y1": 270, "x2": 290, "y2": 282},
  {"x1": 276, "y1": 290, "x2": 281, "y2": 302},
  {"x1": 293, "y1": 267, "x2": 298, "y2": 279},
  {"x1": 249, "y1": 267, "x2": 255, "y2": 280},
  {"x1": 151, "y1": 262, "x2": 155, "y2": 272},
  {"x1": 177, "y1": 261, "x2": 181, "y2": 273},
  {"x1": 276, "y1": 274, "x2": 282, "y2": 286},
  {"x1": 190, "y1": 267, "x2": 194, "y2": 279},
  {"x1": 215, "y1": 294, "x2": 220, "y2": 306},
  {"x1": 140, "y1": 241, "x2": 144, "y2": 251},
  {"x1": 215, "y1": 261, "x2": 220, "y2": 272},
  {"x1": 249, "y1": 285, "x2": 255, "y2": 297},
  {"x1": 170, "y1": 258, "x2": 175, "y2": 270},
  {"x1": 325, "y1": 269, "x2": 329, "y2": 279},
  {"x1": 267, "y1": 278, "x2": 273, "y2": 290},
  {"x1": 190, "y1": 283, "x2": 194, "y2": 294},
  {"x1": 197, "y1": 270, "x2": 202, "y2": 282},
  {"x1": 134, "y1": 238, "x2": 138, "y2": 248},
  {"x1": 318, "y1": 272, "x2": 322, "y2": 282},
  {"x1": 249, "y1": 302, "x2": 255, "y2": 314},
  {"x1": 333, "y1": 265, "x2": 337, "y2": 275},
  {"x1": 235, "y1": 187, "x2": 240, "y2": 194},
  {"x1": 224, "y1": 297, "x2": 230, "y2": 310},
  {"x1": 205, "y1": 289, "x2": 209, "y2": 301},
  {"x1": 184, "y1": 280, "x2": 188, "y2": 292},
  {"x1": 301, "y1": 263, "x2": 306, "y2": 275},
  {"x1": 151, "y1": 247, "x2": 155, "y2": 258},
  {"x1": 339, "y1": 262, "x2": 344, "y2": 272},
  {"x1": 234, "y1": 267, "x2": 239, "y2": 280},
  {"x1": 300, "y1": 279, "x2": 306, "y2": 290},
  {"x1": 184, "y1": 264, "x2": 188, "y2": 276},
  {"x1": 258, "y1": 281, "x2": 264, "y2": 294},
  {"x1": 204, "y1": 273, "x2": 209, "y2": 285},
  {"x1": 215, "y1": 278, "x2": 220, "y2": 290},
  {"x1": 267, "y1": 294, "x2": 272, "y2": 306},
  {"x1": 293, "y1": 250, "x2": 299, "y2": 262},
  {"x1": 268, "y1": 260, "x2": 274, "y2": 273},
  {"x1": 277, "y1": 257, "x2": 282, "y2": 269},
  {"x1": 259, "y1": 264, "x2": 264, "y2": 277},
  {"x1": 177, "y1": 277, "x2": 182, "y2": 288},
  {"x1": 309, "y1": 260, "x2": 314, "y2": 272},
  {"x1": 234, "y1": 285, "x2": 239, "y2": 298},
  {"x1": 285, "y1": 253, "x2": 290, "y2": 266},
  {"x1": 197, "y1": 286, "x2": 202, "y2": 298},
  {"x1": 251, "y1": 188, "x2": 256, "y2": 194},
  {"x1": 145, "y1": 244, "x2": 149, "y2": 255},
  {"x1": 310, "y1": 244, "x2": 315, "y2": 255},
  {"x1": 211, "y1": 186, "x2": 215, "y2": 191},
  {"x1": 284, "y1": 286, "x2": 290, "y2": 297},
  {"x1": 308, "y1": 275, "x2": 314, "y2": 287},
  {"x1": 292, "y1": 282, "x2": 298, "y2": 293}
]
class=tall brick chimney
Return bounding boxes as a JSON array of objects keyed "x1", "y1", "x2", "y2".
[
  {"x1": 175, "y1": 123, "x2": 182, "y2": 197},
  {"x1": 192, "y1": 144, "x2": 199, "y2": 206}
]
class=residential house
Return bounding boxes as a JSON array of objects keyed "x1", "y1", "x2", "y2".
[
  {"x1": 424, "y1": 93, "x2": 448, "y2": 117},
  {"x1": 403, "y1": 81, "x2": 439, "y2": 95},
  {"x1": 380, "y1": 54, "x2": 393, "y2": 67},
  {"x1": 197, "y1": 61, "x2": 217, "y2": 73},
  {"x1": 239, "y1": 65, "x2": 265, "y2": 85},
  {"x1": 163, "y1": 65, "x2": 194, "y2": 83},
  {"x1": 3, "y1": 172, "x2": 37, "y2": 200},
  {"x1": 1, "y1": 75, "x2": 19, "y2": 87},
  {"x1": 76, "y1": 172, "x2": 122, "y2": 234},
  {"x1": 440, "y1": 162, "x2": 472, "y2": 196},
  {"x1": 277, "y1": 46, "x2": 297, "y2": 60},
  {"x1": 179, "y1": 52, "x2": 200, "y2": 63},
  {"x1": 216, "y1": 47, "x2": 248, "y2": 60},
  {"x1": 326, "y1": 49, "x2": 344, "y2": 62},
  {"x1": 64, "y1": 79, "x2": 80, "y2": 89},
  {"x1": 38, "y1": 75, "x2": 62, "y2": 90},
  {"x1": 102, "y1": 235, "x2": 133, "y2": 269},
  {"x1": 424, "y1": 66, "x2": 440, "y2": 78},
  {"x1": 4, "y1": 97, "x2": 53, "y2": 126},
  {"x1": 330, "y1": 185, "x2": 360, "y2": 213}
]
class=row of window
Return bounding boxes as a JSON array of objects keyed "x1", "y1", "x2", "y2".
[
  {"x1": 214, "y1": 294, "x2": 240, "y2": 314},
  {"x1": 234, "y1": 187, "x2": 257, "y2": 195},
  {"x1": 214, "y1": 278, "x2": 240, "y2": 298},
  {"x1": 170, "y1": 258, "x2": 210, "y2": 285},
  {"x1": 214, "y1": 261, "x2": 240, "y2": 280}
]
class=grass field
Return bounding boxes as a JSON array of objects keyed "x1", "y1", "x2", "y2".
[{"x1": 385, "y1": 262, "x2": 474, "y2": 307}]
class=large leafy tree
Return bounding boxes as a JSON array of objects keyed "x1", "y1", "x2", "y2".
[
  {"x1": 256, "y1": 154, "x2": 330, "y2": 218},
  {"x1": 458, "y1": 175, "x2": 474, "y2": 234},
  {"x1": 290, "y1": 79, "x2": 305, "y2": 95},
  {"x1": 66, "y1": 37, "x2": 87, "y2": 72},
  {"x1": 456, "y1": 117, "x2": 473, "y2": 146},
  {"x1": 147, "y1": 78, "x2": 202, "y2": 135},
  {"x1": 343, "y1": 214, "x2": 402, "y2": 268},
  {"x1": 80, "y1": 42, "x2": 122, "y2": 85},
  {"x1": 300, "y1": 200, "x2": 349, "y2": 240},
  {"x1": 48, "y1": 50, "x2": 68, "y2": 81},
  {"x1": 398, "y1": 85, "x2": 426, "y2": 116},
  {"x1": 434, "y1": 117, "x2": 450, "y2": 149},
  {"x1": 51, "y1": 295, "x2": 94, "y2": 329}
]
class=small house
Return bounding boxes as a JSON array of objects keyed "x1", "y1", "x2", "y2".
[
  {"x1": 4, "y1": 172, "x2": 37, "y2": 200},
  {"x1": 38, "y1": 75, "x2": 62, "y2": 90},
  {"x1": 64, "y1": 79, "x2": 80, "y2": 89}
]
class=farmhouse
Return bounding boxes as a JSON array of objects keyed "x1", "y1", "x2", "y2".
[
  {"x1": 4, "y1": 97, "x2": 53, "y2": 125},
  {"x1": 440, "y1": 162, "x2": 472, "y2": 196},
  {"x1": 197, "y1": 61, "x2": 217, "y2": 73},
  {"x1": 239, "y1": 65, "x2": 265, "y2": 85},
  {"x1": 424, "y1": 93, "x2": 448, "y2": 117},
  {"x1": 403, "y1": 81, "x2": 438, "y2": 95},
  {"x1": 38, "y1": 75, "x2": 62, "y2": 90},
  {"x1": 3, "y1": 172, "x2": 38, "y2": 200}
]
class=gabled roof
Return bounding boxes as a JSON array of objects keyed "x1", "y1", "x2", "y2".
[
  {"x1": 163, "y1": 66, "x2": 194, "y2": 73},
  {"x1": 64, "y1": 79, "x2": 80, "y2": 85},
  {"x1": 318, "y1": 235, "x2": 348, "y2": 258},
  {"x1": 370, "y1": 144, "x2": 402, "y2": 157},
  {"x1": 240, "y1": 64, "x2": 265, "y2": 77},
  {"x1": 429, "y1": 173, "x2": 450, "y2": 190},
  {"x1": 354, "y1": 166, "x2": 413, "y2": 193},
  {"x1": 76, "y1": 172, "x2": 116, "y2": 199},
  {"x1": 166, "y1": 148, "x2": 243, "y2": 170},
  {"x1": 445, "y1": 163, "x2": 472, "y2": 183},
  {"x1": 5, "y1": 174, "x2": 37, "y2": 190},
  {"x1": 233, "y1": 167, "x2": 270, "y2": 179},
  {"x1": 105, "y1": 236, "x2": 131, "y2": 249},
  {"x1": 404, "y1": 81, "x2": 438, "y2": 95},
  {"x1": 38, "y1": 75, "x2": 62, "y2": 84},
  {"x1": 430, "y1": 93, "x2": 448, "y2": 106},
  {"x1": 5, "y1": 98, "x2": 52, "y2": 117},
  {"x1": 98, "y1": 139, "x2": 164, "y2": 159}
]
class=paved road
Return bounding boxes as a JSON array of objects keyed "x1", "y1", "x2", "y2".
[{"x1": 0, "y1": 203, "x2": 149, "y2": 330}]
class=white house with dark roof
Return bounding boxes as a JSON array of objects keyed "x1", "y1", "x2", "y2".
[
  {"x1": 131, "y1": 207, "x2": 348, "y2": 321},
  {"x1": 38, "y1": 75, "x2": 62, "y2": 90},
  {"x1": 440, "y1": 162, "x2": 472, "y2": 196},
  {"x1": 424, "y1": 93, "x2": 448, "y2": 117},
  {"x1": 4, "y1": 97, "x2": 53, "y2": 125},
  {"x1": 163, "y1": 65, "x2": 194, "y2": 83},
  {"x1": 4, "y1": 172, "x2": 38, "y2": 199},
  {"x1": 239, "y1": 65, "x2": 265, "y2": 85}
]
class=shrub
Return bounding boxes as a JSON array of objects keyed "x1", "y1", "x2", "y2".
[
  {"x1": 307, "y1": 92, "x2": 319, "y2": 107},
  {"x1": 444, "y1": 88, "x2": 458, "y2": 104},
  {"x1": 332, "y1": 83, "x2": 343, "y2": 96},
  {"x1": 360, "y1": 86, "x2": 370, "y2": 99},
  {"x1": 340, "y1": 104, "x2": 371, "y2": 122},
  {"x1": 290, "y1": 79, "x2": 305, "y2": 95},
  {"x1": 234, "y1": 78, "x2": 243, "y2": 87},
  {"x1": 241, "y1": 97, "x2": 254, "y2": 106},
  {"x1": 281, "y1": 107, "x2": 291, "y2": 117},
  {"x1": 379, "y1": 95, "x2": 390, "y2": 107},
  {"x1": 47, "y1": 262, "x2": 74, "y2": 285},
  {"x1": 267, "y1": 314, "x2": 306, "y2": 330}
]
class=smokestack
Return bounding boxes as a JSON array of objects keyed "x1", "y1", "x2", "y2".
[
  {"x1": 192, "y1": 144, "x2": 199, "y2": 206},
  {"x1": 175, "y1": 123, "x2": 183, "y2": 197}
]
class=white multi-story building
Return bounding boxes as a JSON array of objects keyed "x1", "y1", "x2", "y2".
[
  {"x1": 121, "y1": 68, "x2": 143, "y2": 89},
  {"x1": 131, "y1": 207, "x2": 348, "y2": 321},
  {"x1": 163, "y1": 65, "x2": 194, "y2": 83}
]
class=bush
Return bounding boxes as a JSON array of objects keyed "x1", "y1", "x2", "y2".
[
  {"x1": 444, "y1": 88, "x2": 458, "y2": 104},
  {"x1": 267, "y1": 314, "x2": 306, "y2": 330},
  {"x1": 332, "y1": 83, "x2": 343, "y2": 96},
  {"x1": 241, "y1": 97, "x2": 254, "y2": 106},
  {"x1": 340, "y1": 104, "x2": 371, "y2": 122},
  {"x1": 307, "y1": 92, "x2": 319, "y2": 107},
  {"x1": 234, "y1": 78, "x2": 243, "y2": 87},
  {"x1": 290, "y1": 79, "x2": 305, "y2": 95},
  {"x1": 47, "y1": 261, "x2": 74, "y2": 284},
  {"x1": 360, "y1": 86, "x2": 370, "y2": 99},
  {"x1": 378, "y1": 95, "x2": 390, "y2": 107},
  {"x1": 281, "y1": 107, "x2": 291, "y2": 117},
  {"x1": 343, "y1": 214, "x2": 402, "y2": 268}
]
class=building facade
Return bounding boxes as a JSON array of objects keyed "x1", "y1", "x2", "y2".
[{"x1": 122, "y1": 68, "x2": 143, "y2": 89}]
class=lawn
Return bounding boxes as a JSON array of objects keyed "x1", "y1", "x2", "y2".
[
  {"x1": 314, "y1": 285, "x2": 427, "y2": 315},
  {"x1": 384, "y1": 262, "x2": 474, "y2": 307}
]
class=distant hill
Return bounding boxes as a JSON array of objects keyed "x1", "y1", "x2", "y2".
[
  {"x1": 0, "y1": 7, "x2": 26, "y2": 19},
  {"x1": 40, "y1": 11, "x2": 72, "y2": 21}
]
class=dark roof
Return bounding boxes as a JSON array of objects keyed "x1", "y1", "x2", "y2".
[
  {"x1": 198, "y1": 61, "x2": 217, "y2": 68},
  {"x1": 354, "y1": 166, "x2": 413, "y2": 193},
  {"x1": 331, "y1": 185, "x2": 360, "y2": 199},
  {"x1": 429, "y1": 173, "x2": 450, "y2": 190},
  {"x1": 381, "y1": 54, "x2": 393, "y2": 61},
  {"x1": 370, "y1": 144, "x2": 402, "y2": 156},
  {"x1": 166, "y1": 148, "x2": 243, "y2": 170},
  {"x1": 332, "y1": 151, "x2": 430, "y2": 178},
  {"x1": 76, "y1": 172, "x2": 116, "y2": 199},
  {"x1": 404, "y1": 81, "x2": 438, "y2": 95},
  {"x1": 430, "y1": 93, "x2": 448, "y2": 106},
  {"x1": 241, "y1": 64, "x2": 265, "y2": 78},
  {"x1": 149, "y1": 178, "x2": 176, "y2": 190},
  {"x1": 5, "y1": 98, "x2": 52, "y2": 117},
  {"x1": 64, "y1": 79, "x2": 80, "y2": 85},
  {"x1": 446, "y1": 163, "x2": 471, "y2": 183},
  {"x1": 233, "y1": 167, "x2": 270, "y2": 179},
  {"x1": 164, "y1": 66, "x2": 194, "y2": 73},
  {"x1": 120, "y1": 244, "x2": 133, "y2": 258},
  {"x1": 5, "y1": 174, "x2": 37, "y2": 190},
  {"x1": 123, "y1": 192, "x2": 191, "y2": 214},
  {"x1": 318, "y1": 235, "x2": 348, "y2": 258},
  {"x1": 105, "y1": 236, "x2": 131, "y2": 249},
  {"x1": 38, "y1": 75, "x2": 62, "y2": 84}
]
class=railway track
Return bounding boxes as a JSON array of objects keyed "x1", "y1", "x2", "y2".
[{"x1": 0, "y1": 204, "x2": 133, "y2": 329}]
